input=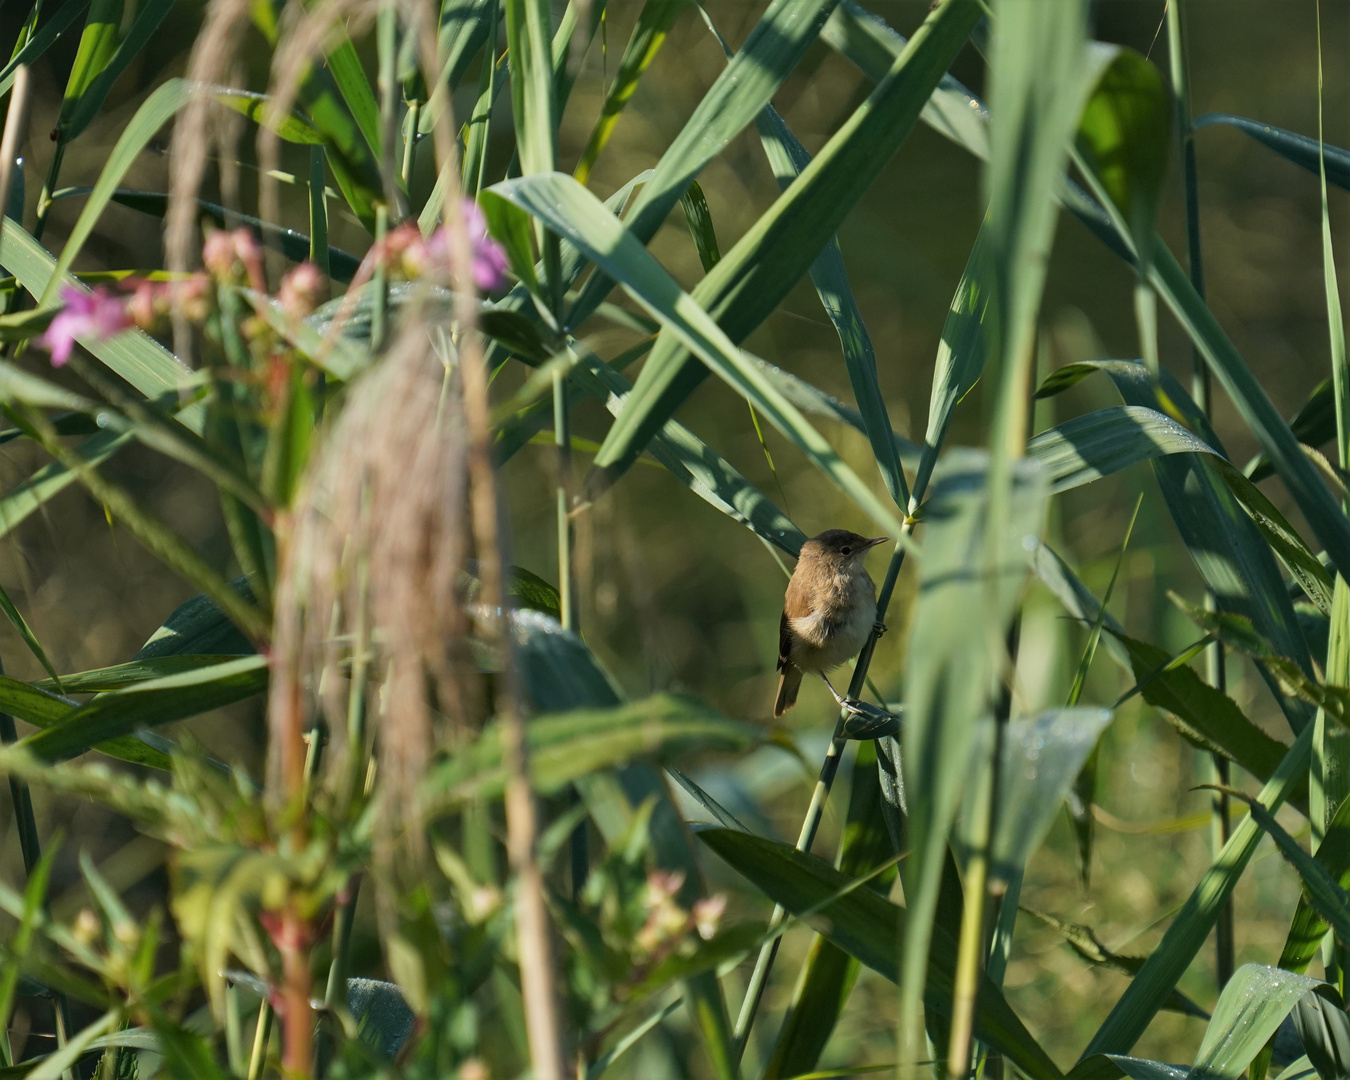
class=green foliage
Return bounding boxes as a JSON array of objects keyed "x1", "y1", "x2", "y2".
[{"x1": 1, "y1": 2, "x2": 1350, "y2": 1079}]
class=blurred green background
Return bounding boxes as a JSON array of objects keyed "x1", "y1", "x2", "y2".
[{"x1": 0, "y1": 0, "x2": 1344, "y2": 1070}]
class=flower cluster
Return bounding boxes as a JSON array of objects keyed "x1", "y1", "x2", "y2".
[
  {"x1": 632, "y1": 870, "x2": 726, "y2": 958},
  {"x1": 373, "y1": 199, "x2": 510, "y2": 293},
  {"x1": 35, "y1": 199, "x2": 508, "y2": 367}
]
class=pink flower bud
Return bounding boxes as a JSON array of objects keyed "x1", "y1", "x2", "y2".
[
  {"x1": 202, "y1": 230, "x2": 236, "y2": 278},
  {"x1": 278, "y1": 262, "x2": 326, "y2": 320}
]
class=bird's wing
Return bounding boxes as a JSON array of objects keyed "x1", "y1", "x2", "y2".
[{"x1": 777, "y1": 607, "x2": 792, "y2": 672}]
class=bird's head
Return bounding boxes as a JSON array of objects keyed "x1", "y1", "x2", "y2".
[{"x1": 798, "y1": 529, "x2": 887, "y2": 571}]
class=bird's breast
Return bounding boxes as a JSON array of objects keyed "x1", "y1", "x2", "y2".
[{"x1": 787, "y1": 572, "x2": 876, "y2": 672}]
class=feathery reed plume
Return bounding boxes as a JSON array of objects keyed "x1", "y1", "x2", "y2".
[{"x1": 267, "y1": 310, "x2": 475, "y2": 819}]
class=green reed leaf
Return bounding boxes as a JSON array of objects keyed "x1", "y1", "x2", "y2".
[
  {"x1": 698, "y1": 827, "x2": 1064, "y2": 1080},
  {"x1": 486, "y1": 174, "x2": 906, "y2": 538},
  {"x1": 20, "y1": 656, "x2": 268, "y2": 762},
  {"x1": 1081, "y1": 724, "x2": 1314, "y2": 1059},
  {"x1": 573, "y1": 0, "x2": 689, "y2": 184},
  {"x1": 585, "y1": 0, "x2": 981, "y2": 492},
  {"x1": 61, "y1": 0, "x2": 175, "y2": 142},
  {"x1": 762, "y1": 741, "x2": 895, "y2": 1080},
  {"x1": 0, "y1": 0, "x2": 91, "y2": 96},
  {"x1": 41, "y1": 78, "x2": 188, "y2": 307}
]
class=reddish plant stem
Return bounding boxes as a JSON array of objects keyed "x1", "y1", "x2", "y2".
[{"x1": 278, "y1": 908, "x2": 314, "y2": 1080}]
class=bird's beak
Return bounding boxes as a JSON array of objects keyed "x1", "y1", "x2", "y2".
[{"x1": 864, "y1": 536, "x2": 888, "y2": 549}]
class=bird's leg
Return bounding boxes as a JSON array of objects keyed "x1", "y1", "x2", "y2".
[
  {"x1": 873, "y1": 620, "x2": 888, "y2": 638},
  {"x1": 818, "y1": 672, "x2": 868, "y2": 718}
]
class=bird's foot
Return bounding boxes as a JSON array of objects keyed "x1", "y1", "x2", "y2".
[
  {"x1": 873, "y1": 620, "x2": 888, "y2": 638},
  {"x1": 821, "y1": 676, "x2": 867, "y2": 717}
]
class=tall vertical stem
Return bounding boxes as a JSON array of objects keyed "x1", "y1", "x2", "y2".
[
  {"x1": 733, "y1": 518, "x2": 914, "y2": 1061},
  {"x1": 1168, "y1": 0, "x2": 1233, "y2": 990},
  {"x1": 460, "y1": 243, "x2": 564, "y2": 1080},
  {"x1": 0, "y1": 651, "x2": 72, "y2": 1078},
  {"x1": 554, "y1": 363, "x2": 587, "y2": 898}
]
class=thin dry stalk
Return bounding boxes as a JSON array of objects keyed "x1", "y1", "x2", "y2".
[
  {"x1": 166, "y1": 0, "x2": 253, "y2": 272},
  {"x1": 397, "y1": 4, "x2": 567, "y2": 1071},
  {"x1": 165, "y1": 0, "x2": 253, "y2": 360},
  {"x1": 0, "y1": 66, "x2": 32, "y2": 254}
]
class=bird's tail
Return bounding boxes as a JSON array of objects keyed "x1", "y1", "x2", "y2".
[{"x1": 774, "y1": 665, "x2": 803, "y2": 718}]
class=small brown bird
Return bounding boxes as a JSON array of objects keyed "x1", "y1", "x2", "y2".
[{"x1": 774, "y1": 529, "x2": 887, "y2": 718}]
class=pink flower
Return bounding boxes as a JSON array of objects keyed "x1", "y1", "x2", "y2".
[
  {"x1": 393, "y1": 202, "x2": 510, "y2": 292},
  {"x1": 461, "y1": 199, "x2": 509, "y2": 292},
  {"x1": 40, "y1": 285, "x2": 130, "y2": 366}
]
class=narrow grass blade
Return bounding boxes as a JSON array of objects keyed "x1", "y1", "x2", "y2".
[
  {"x1": 1038, "y1": 359, "x2": 1316, "y2": 730},
  {"x1": 1075, "y1": 49, "x2": 1171, "y2": 275},
  {"x1": 574, "y1": 0, "x2": 688, "y2": 184},
  {"x1": 820, "y1": 0, "x2": 988, "y2": 161},
  {"x1": 0, "y1": 431, "x2": 131, "y2": 542},
  {"x1": 680, "y1": 180, "x2": 721, "y2": 272},
  {"x1": 667, "y1": 766, "x2": 751, "y2": 833},
  {"x1": 1313, "y1": 4, "x2": 1350, "y2": 928},
  {"x1": 61, "y1": 0, "x2": 174, "y2": 142},
  {"x1": 753, "y1": 101, "x2": 908, "y2": 509},
  {"x1": 0, "y1": 676, "x2": 172, "y2": 769},
  {"x1": 980, "y1": 0, "x2": 1090, "y2": 471},
  {"x1": 1222, "y1": 788, "x2": 1350, "y2": 946},
  {"x1": 20, "y1": 656, "x2": 267, "y2": 762},
  {"x1": 324, "y1": 35, "x2": 382, "y2": 166},
  {"x1": 569, "y1": 0, "x2": 847, "y2": 326},
  {"x1": 1029, "y1": 540, "x2": 1308, "y2": 814},
  {"x1": 1154, "y1": 232, "x2": 1350, "y2": 582},
  {"x1": 34, "y1": 656, "x2": 248, "y2": 694},
  {"x1": 505, "y1": 0, "x2": 558, "y2": 178},
  {"x1": 0, "y1": 0, "x2": 91, "y2": 96},
  {"x1": 575, "y1": 343, "x2": 807, "y2": 554},
  {"x1": 42, "y1": 79, "x2": 190, "y2": 307},
  {"x1": 585, "y1": 0, "x2": 982, "y2": 491},
  {"x1": 1246, "y1": 378, "x2": 1333, "y2": 482},
  {"x1": 23, "y1": 1010, "x2": 117, "y2": 1080},
  {"x1": 292, "y1": 63, "x2": 385, "y2": 234},
  {"x1": 1292, "y1": 990, "x2": 1350, "y2": 1080},
  {"x1": 486, "y1": 175, "x2": 907, "y2": 538},
  {"x1": 54, "y1": 0, "x2": 121, "y2": 135},
  {"x1": 1194, "y1": 114, "x2": 1350, "y2": 192},
  {"x1": 0, "y1": 581, "x2": 61, "y2": 688},
  {"x1": 214, "y1": 89, "x2": 324, "y2": 144},
  {"x1": 1282, "y1": 792, "x2": 1350, "y2": 986},
  {"x1": 1080, "y1": 722, "x2": 1314, "y2": 1059},
  {"x1": 309, "y1": 146, "x2": 329, "y2": 275}
]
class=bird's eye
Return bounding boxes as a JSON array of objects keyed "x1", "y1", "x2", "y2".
[{"x1": 841, "y1": 546, "x2": 852, "y2": 555}]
